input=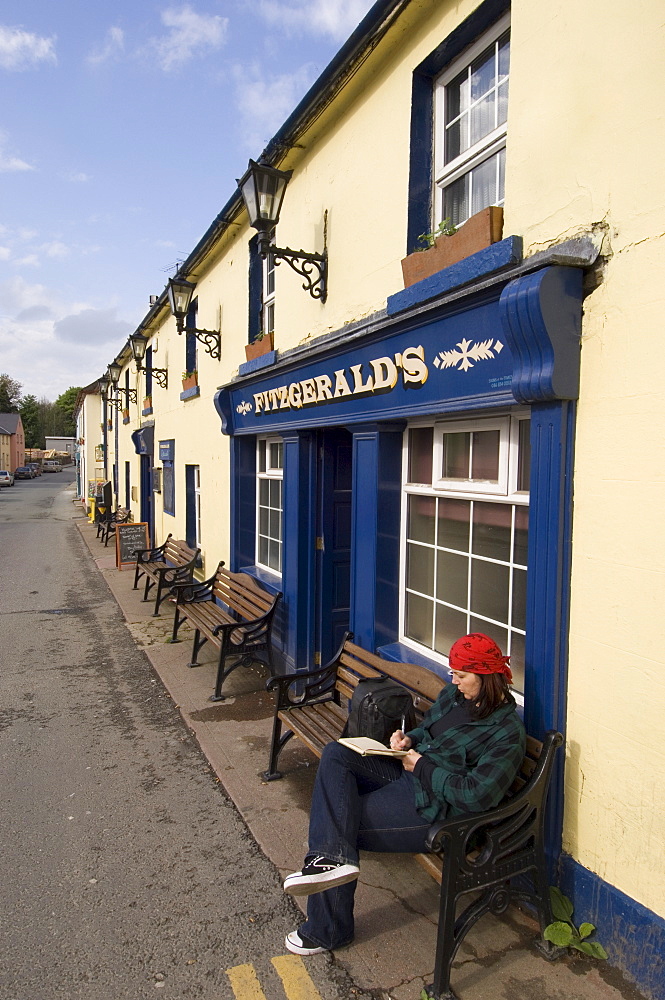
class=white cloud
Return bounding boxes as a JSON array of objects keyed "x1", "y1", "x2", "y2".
[
  {"x1": 67, "y1": 171, "x2": 90, "y2": 183},
  {"x1": 87, "y1": 26, "x2": 124, "y2": 66},
  {"x1": 0, "y1": 24, "x2": 57, "y2": 70},
  {"x1": 54, "y1": 308, "x2": 132, "y2": 346},
  {"x1": 0, "y1": 246, "x2": 10, "y2": 260},
  {"x1": 257, "y1": 0, "x2": 374, "y2": 41},
  {"x1": 14, "y1": 254, "x2": 40, "y2": 267},
  {"x1": 234, "y1": 63, "x2": 317, "y2": 149},
  {"x1": 148, "y1": 6, "x2": 229, "y2": 71},
  {"x1": 0, "y1": 130, "x2": 34, "y2": 172},
  {"x1": 40, "y1": 241, "x2": 70, "y2": 259}
]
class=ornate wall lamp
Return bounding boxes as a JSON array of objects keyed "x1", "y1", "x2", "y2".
[
  {"x1": 129, "y1": 332, "x2": 168, "y2": 388},
  {"x1": 166, "y1": 278, "x2": 221, "y2": 359},
  {"x1": 107, "y1": 360, "x2": 137, "y2": 405},
  {"x1": 237, "y1": 159, "x2": 327, "y2": 303}
]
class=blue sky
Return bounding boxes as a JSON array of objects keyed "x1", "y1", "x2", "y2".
[{"x1": 0, "y1": 0, "x2": 375, "y2": 402}]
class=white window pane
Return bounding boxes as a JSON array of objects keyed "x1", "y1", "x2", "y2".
[
  {"x1": 405, "y1": 592, "x2": 434, "y2": 646},
  {"x1": 471, "y1": 429, "x2": 500, "y2": 480},
  {"x1": 472, "y1": 502, "x2": 512, "y2": 560},
  {"x1": 498, "y1": 32, "x2": 510, "y2": 80},
  {"x1": 470, "y1": 154, "x2": 497, "y2": 216},
  {"x1": 446, "y1": 68, "x2": 469, "y2": 121},
  {"x1": 470, "y1": 559, "x2": 510, "y2": 622},
  {"x1": 498, "y1": 81, "x2": 509, "y2": 126},
  {"x1": 408, "y1": 427, "x2": 433, "y2": 484},
  {"x1": 470, "y1": 91, "x2": 496, "y2": 146},
  {"x1": 442, "y1": 431, "x2": 470, "y2": 479},
  {"x1": 435, "y1": 605, "x2": 467, "y2": 656},
  {"x1": 497, "y1": 147, "x2": 506, "y2": 204},
  {"x1": 470, "y1": 46, "x2": 495, "y2": 102},
  {"x1": 406, "y1": 542, "x2": 434, "y2": 596},
  {"x1": 407, "y1": 494, "x2": 436, "y2": 544},
  {"x1": 508, "y1": 631, "x2": 525, "y2": 691},
  {"x1": 512, "y1": 568, "x2": 527, "y2": 631},
  {"x1": 436, "y1": 550, "x2": 468, "y2": 606},
  {"x1": 443, "y1": 173, "x2": 468, "y2": 227},
  {"x1": 514, "y1": 506, "x2": 529, "y2": 565},
  {"x1": 437, "y1": 498, "x2": 470, "y2": 552},
  {"x1": 445, "y1": 117, "x2": 464, "y2": 163}
]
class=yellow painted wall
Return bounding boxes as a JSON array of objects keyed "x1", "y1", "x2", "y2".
[
  {"x1": 108, "y1": 0, "x2": 665, "y2": 922},
  {"x1": 507, "y1": 0, "x2": 665, "y2": 918},
  {"x1": 0, "y1": 433, "x2": 10, "y2": 470}
]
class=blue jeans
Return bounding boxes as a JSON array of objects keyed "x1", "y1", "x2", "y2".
[{"x1": 299, "y1": 741, "x2": 431, "y2": 950}]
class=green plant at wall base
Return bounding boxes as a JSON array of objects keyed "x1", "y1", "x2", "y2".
[
  {"x1": 417, "y1": 217, "x2": 457, "y2": 250},
  {"x1": 544, "y1": 887, "x2": 608, "y2": 959}
]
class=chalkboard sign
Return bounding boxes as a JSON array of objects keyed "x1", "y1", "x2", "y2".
[{"x1": 115, "y1": 521, "x2": 150, "y2": 569}]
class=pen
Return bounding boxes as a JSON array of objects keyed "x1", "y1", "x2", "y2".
[{"x1": 401, "y1": 714, "x2": 405, "y2": 733}]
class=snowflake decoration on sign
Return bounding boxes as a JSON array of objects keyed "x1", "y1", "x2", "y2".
[{"x1": 433, "y1": 338, "x2": 504, "y2": 372}]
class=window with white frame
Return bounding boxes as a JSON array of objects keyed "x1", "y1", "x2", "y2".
[
  {"x1": 257, "y1": 436, "x2": 283, "y2": 573},
  {"x1": 194, "y1": 465, "x2": 202, "y2": 546},
  {"x1": 434, "y1": 15, "x2": 510, "y2": 229},
  {"x1": 401, "y1": 411, "x2": 529, "y2": 690},
  {"x1": 262, "y1": 251, "x2": 275, "y2": 338}
]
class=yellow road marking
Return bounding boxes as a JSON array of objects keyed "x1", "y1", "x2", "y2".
[
  {"x1": 272, "y1": 954, "x2": 325, "y2": 1000},
  {"x1": 226, "y1": 962, "x2": 268, "y2": 999}
]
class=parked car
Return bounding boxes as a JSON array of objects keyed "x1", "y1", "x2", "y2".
[
  {"x1": 42, "y1": 460, "x2": 62, "y2": 473},
  {"x1": 0, "y1": 470, "x2": 14, "y2": 486},
  {"x1": 27, "y1": 463, "x2": 42, "y2": 476},
  {"x1": 14, "y1": 466, "x2": 34, "y2": 480}
]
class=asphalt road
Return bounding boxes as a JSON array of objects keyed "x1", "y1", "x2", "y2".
[{"x1": 0, "y1": 471, "x2": 367, "y2": 1000}]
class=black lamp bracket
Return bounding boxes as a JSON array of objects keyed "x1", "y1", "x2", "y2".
[
  {"x1": 176, "y1": 323, "x2": 221, "y2": 360},
  {"x1": 150, "y1": 368, "x2": 169, "y2": 389},
  {"x1": 272, "y1": 246, "x2": 327, "y2": 302}
]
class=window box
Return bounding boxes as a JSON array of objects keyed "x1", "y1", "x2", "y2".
[
  {"x1": 401, "y1": 206, "x2": 503, "y2": 288},
  {"x1": 245, "y1": 332, "x2": 274, "y2": 362},
  {"x1": 143, "y1": 395, "x2": 152, "y2": 409},
  {"x1": 181, "y1": 372, "x2": 198, "y2": 392}
]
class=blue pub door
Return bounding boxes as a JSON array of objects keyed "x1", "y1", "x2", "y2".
[
  {"x1": 140, "y1": 454, "x2": 154, "y2": 546},
  {"x1": 315, "y1": 427, "x2": 352, "y2": 665}
]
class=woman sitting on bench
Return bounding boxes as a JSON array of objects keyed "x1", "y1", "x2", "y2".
[{"x1": 282, "y1": 632, "x2": 526, "y2": 956}]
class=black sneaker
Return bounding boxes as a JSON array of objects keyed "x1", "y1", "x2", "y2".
[
  {"x1": 285, "y1": 930, "x2": 328, "y2": 955},
  {"x1": 283, "y1": 855, "x2": 360, "y2": 896}
]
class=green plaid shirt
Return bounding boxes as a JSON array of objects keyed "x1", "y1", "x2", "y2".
[{"x1": 407, "y1": 683, "x2": 526, "y2": 823}]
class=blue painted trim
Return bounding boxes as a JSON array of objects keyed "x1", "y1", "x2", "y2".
[
  {"x1": 248, "y1": 234, "x2": 262, "y2": 345},
  {"x1": 142, "y1": 406, "x2": 153, "y2": 416},
  {"x1": 230, "y1": 436, "x2": 256, "y2": 573},
  {"x1": 388, "y1": 236, "x2": 523, "y2": 315},
  {"x1": 500, "y1": 266, "x2": 583, "y2": 402},
  {"x1": 184, "y1": 464, "x2": 196, "y2": 549},
  {"x1": 377, "y1": 641, "x2": 450, "y2": 682},
  {"x1": 122, "y1": 415, "x2": 130, "y2": 425},
  {"x1": 238, "y1": 351, "x2": 277, "y2": 377},
  {"x1": 560, "y1": 853, "x2": 665, "y2": 1000},
  {"x1": 179, "y1": 386, "x2": 200, "y2": 401},
  {"x1": 238, "y1": 564, "x2": 282, "y2": 595},
  {"x1": 280, "y1": 431, "x2": 317, "y2": 672},
  {"x1": 145, "y1": 346, "x2": 153, "y2": 397}
]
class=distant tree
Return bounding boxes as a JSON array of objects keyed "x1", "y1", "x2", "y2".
[
  {"x1": 55, "y1": 386, "x2": 81, "y2": 437},
  {"x1": 19, "y1": 394, "x2": 43, "y2": 448},
  {"x1": 0, "y1": 373, "x2": 23, "y2": 413}
]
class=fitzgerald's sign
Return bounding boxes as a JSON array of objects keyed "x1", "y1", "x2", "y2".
[{"x1": 216, "y1": 293, "x2": 517, "y2": 435}]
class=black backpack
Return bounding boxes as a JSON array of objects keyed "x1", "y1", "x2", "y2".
[{"x1": 342, "y1": 675, "x2": 416, "y2": 746}]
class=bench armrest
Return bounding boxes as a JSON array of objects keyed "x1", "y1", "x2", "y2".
[
  {"x1": 170, "y1": 575, "x2": 216, "y2": 604},
  {"x1": 266, "y1": 660, "x2": 339, "y2": 710},
  {"x1": 426, "y1": 730, "x2": 564, "y2": 860},
  {"x1": 135, "y1": 534, "x2": 172, "y2": 564}
]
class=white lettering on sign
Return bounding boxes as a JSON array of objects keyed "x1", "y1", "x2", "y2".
[{"x1": 252, "y1": 346, "x2": 428, "y2": 416}]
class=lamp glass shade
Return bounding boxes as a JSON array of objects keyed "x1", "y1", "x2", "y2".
[
  {"x1": 238, "y1": 159, "x2": 291, "y2": 229},
  {"x1": 98, "y1": 375, "x2": 109, "y2": 395},
  {"x1": 107, "y1": 361, "x2": 122, "y2": 385},
  {"x1": 130, "y1": 332, "x2": 148, "y2": 363},
  {"x1": 167, "y1": 277, "x2": 196, "y2": 319}
]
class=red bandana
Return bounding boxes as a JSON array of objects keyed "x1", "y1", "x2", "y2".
[{"x1": 449, "y1": 633, "x2": 513, "y2": 683}]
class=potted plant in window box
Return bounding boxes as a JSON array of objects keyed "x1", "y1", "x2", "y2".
[
  {"x1": 245, "y1": 331, "x2": 274, "y2": 362},
  {"x1": 143, "y1": 394, "x2": 153, "y2": 409},
  {"x1": 401, "y1": 206, "x2": 504, "y2": 288},
  {"x1": 122, "y1": 407, "x2": 130, "y2": 421},
  {"x1": 181, "y1": 370, "x2": 198, "y2": 391}
]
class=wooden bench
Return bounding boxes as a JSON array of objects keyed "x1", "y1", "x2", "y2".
[
  {"x1": 96, "y1": 507, "x2": 132, "y2": 547},
  {"x1": 133, "y1": 535, "x2": 200, "y2": 617},
  {"x1": 265, "y1": 632, "x2": 564, "y2": 1000},
  {"x1": 170, "y1": 561, "x2": 282, "y2": 702}
]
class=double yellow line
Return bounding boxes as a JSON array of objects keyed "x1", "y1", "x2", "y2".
[{"x1": 227, "y1": 955, "x2": 325, "y2": 999}]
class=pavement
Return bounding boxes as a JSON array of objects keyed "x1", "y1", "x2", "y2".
[{"x1": 74, "y1": 507, "x2": 648, "y2": 1000}]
